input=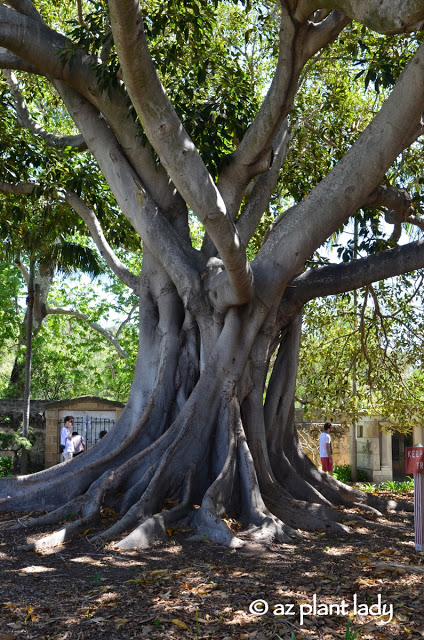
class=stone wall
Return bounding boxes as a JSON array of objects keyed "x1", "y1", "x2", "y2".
[
  {"x1": 0, "y1": 399, "x2": 47, "y2": 469},
  {"x1": 296, "y1": 421, "x2": 350, "y2": 467},
  {"x1": 45, "y1": 396, "x2": 125, "y2": 467},
  {"x1": 0, "y1": 398, "x2": 47, "y2": 422}
]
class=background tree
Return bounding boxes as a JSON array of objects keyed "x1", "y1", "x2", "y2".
[
  {"x1": 0, "y1": 257, "x2": 139, "y2": 398},
  {"x1": 298, "y1": 274, "x2": 424, "y2": 429},
  {"x1": 26, "y1": 272, "x2": 139, "y2": 401},
  {"x1": 0, "y1": 64, "x2": 139, "y2": 394},
  {"x1": 1, "y1": 0, "x2": 424, "y2": 550}
]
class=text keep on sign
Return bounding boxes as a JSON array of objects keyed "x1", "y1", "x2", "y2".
[{"x1": 405, "y1": 447, "x2": 424, "y2": 474}]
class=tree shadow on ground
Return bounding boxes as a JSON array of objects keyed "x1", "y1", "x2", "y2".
[{"x1": 0, "y1": 494, "x2": 423, "y2": 640}]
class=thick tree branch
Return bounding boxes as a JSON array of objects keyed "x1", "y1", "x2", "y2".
[
  {"x1": 405, "y1": 214, "x2": 424, "y2": 232},
  {"x1": 286, "y1": 239, "x2": 424, "y2": 309},
  {"x1": 63, "y1": 191, "x2": 140, "y2": 292},
  {"x1": 366, "y1": 184, "x2": 424, "y2": 238},
  {"x1": 366, "y1": 185, "x2": 414, "y2": 216},
  {"x1": 3, "y1": 69, "x2": 87, "y2": 150},
  {"x1": 0, "y1": 47, "x2": 42, "y2": 74},
  {"x1": 255, "y1": 40, "x2": 424, "y2": 307},
  {"x1": 107, "y1": 0, "x2": 254, "y2": 307},
  {"x1": 56, "y1": 83, "x2": 201, "y2": 310},
  {"x1": 294, "y1": 1, "x2": 424, "y2": 34},
  {"x1": 0, "y1": 5, "x2": 173, "y2": 211},
  {"x1": 217, "y1": 9, "x2": 349, "y2": 217},
  {"x1": 4, "y1": 0, "x2": 46, "y2": 24},
  {"x1": 236, "y1": 120, "x2": 291, "y2": 248},
  {"x1": 45, "y1": 306, "x2": 128, "y2": 358},
  {"x1": 301, "y1": 10, "x2": 351, "y2": 63},
  {"x1": 0, "y1": 179, "x2": 37, "y2": 195},
  {"x1": 0, "y1": 5, "x2": 74, "y2": 80},
  {"x1": 402, "y1": 112, "x2": 424, "y2": 149}
]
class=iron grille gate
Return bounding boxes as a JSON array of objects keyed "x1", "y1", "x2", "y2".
[{"x1": 58, "y1": 417, "x2": 115, "y2": 451}]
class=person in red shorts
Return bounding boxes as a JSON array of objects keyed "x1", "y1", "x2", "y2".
[{"x1": 319, "y1": 422, "x2": 333, "y2": 475}]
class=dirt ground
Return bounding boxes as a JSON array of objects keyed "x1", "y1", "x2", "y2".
[{"x1": 0, "y1": 492, "x2": 423, "y2": 640}]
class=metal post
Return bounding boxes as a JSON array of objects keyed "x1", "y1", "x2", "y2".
[
  {"x1": 405, "y1": 444, "x2": 424, "y2": 552},
  {"x1": 414, "y1": 473, "x2": 424, "y2": 552}
]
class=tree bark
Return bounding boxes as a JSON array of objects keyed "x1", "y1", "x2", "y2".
[{"x1": 20, "y1": 258, "x2": 35, "y2": 475}]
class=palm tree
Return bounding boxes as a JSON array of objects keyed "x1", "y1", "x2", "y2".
[{"x1": 0, "y1": 196, "x2": 104, "y2": 472}]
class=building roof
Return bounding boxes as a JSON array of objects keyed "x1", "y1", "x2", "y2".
[{"x1": 44, "y1": 395, "x2": 125, "y2": 409}]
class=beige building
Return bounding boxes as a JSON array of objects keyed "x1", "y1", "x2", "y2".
[
  {"x1": 356, "y1": 417, "x2": 424, "y2": 481},
  {"x1": 296, "y1": 409, "x2": 423, "y2": 481},
  {"x1": 44, "y1": 396, "x2": 125, "y2": 468}
]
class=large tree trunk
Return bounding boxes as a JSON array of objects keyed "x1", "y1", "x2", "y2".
[
  {"x1": 0, "y1": 254, "x2": 403, "y2": 551},
  {"x1": 1, "y1": 0, "x2": 422, "y2": 552}
]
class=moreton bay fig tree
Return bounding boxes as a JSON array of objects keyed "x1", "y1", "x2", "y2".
[{"x1": 1, "y1": 0, "x2": 424, "y2": 550}]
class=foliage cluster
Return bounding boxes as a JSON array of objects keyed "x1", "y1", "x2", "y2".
[
  {"x1": 297, "y1": 273, "x2": 424, "y2": 433},
  {"x1": 0, "y1": 430, "x2": 33, "y2": 473},
  {"x1": 332, "y1": 464, "x2": 367, "y2": 483},
  {"x1": 0, "y1": 268, "x2": 138, "y2": 401},
  {"x1": 334, "y1": 466, "x2": 415, "y2": 493},
  {"x1": 0, "y1": 455, "x2": 13, "y2": 477},
  {"x1": 64, "y1": 0, "x2": 267, "y2": 177}
]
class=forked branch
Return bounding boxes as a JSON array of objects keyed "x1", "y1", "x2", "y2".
[
  {"x1": 218, "y1": 7, "x2": 348, "y2": 213},
  {"x1": 255, "y1": 40, "x2": 424, "y2": 305},
  {"x1": 107, "y1": 0, "x2": 254, "y2": 308}
]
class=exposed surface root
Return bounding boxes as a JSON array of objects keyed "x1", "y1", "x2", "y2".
[
  {"x1": 254, "y1": 444, "x2": 350, "y2": 533},
  {"x1": 265, "y1": 493, "x2": 350, "y2": 534},
  {"x1": 238, "y1": 431, "x2": 294, "y2": 543},
  {"x1": 5, "y1": 496, "x2": 88, "y2": 531},
  {"x1": 18, "y1": 509, "x2": 100, "y2": 552},
  {"x1": 190, "y1": 404, "x2": 244, "y2": 547},
  {"x1": 190, "y1": 506, "x2": 244, "y2": 548},
  {"x1": 352, "y1": 502, "x2": 383, "y2": 516},
  {"x1": 113, "y1": 469, "x2": 194, "y2": 550}
]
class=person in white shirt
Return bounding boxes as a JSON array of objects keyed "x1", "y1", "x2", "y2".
[
  {"x1": 60, "y1": 416, "x2": 75, "y2": 462},
  {"x1": 319, "y1": 422, "x2": 333, "y2": 475}
]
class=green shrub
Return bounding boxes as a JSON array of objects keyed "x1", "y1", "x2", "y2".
[
  {"x1": 377, "y1": 477, "x2": 414, "y2": 493},
  {"x1": 358, "y1": 482, "x2": 377, "y2": 492},
  {"x1": 0, "y1": 455, "x2": 13, "y2": 477},
  {"x1": 333, "y1": 464, "x2": 352, "y2": 482},
  {"x1": 333, "y1": 465, "x2": 368, "y2": 483}
]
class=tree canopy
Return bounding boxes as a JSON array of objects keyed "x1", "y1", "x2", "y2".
[{"x1": 1, "y1": 0, "x2": 424, "y2": 550}]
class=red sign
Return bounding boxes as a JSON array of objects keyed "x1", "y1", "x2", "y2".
[{"x1": 405, "y1": 447, "x2": 424, "y2": 474}]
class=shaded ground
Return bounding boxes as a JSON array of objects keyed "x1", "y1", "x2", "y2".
[{"x1": 0, "y1": 492, "x2": 423, "y2": 640}]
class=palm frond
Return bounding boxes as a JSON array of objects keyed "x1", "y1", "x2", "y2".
[{"x1": 40, "y1": 242, "x2": 104, "y2": 277}]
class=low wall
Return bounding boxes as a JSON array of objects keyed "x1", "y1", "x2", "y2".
[
  {"x1": 0, "y1": 399, "x2": 47, "y2": 469},
  {"x1": 296, "y1": 422, "x2": 350, "y2": 467}
]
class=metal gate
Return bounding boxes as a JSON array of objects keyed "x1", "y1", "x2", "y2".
[{"x1": 58, "y1": 417, "x2": 115, "y2": 451}]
